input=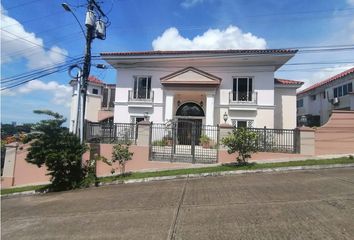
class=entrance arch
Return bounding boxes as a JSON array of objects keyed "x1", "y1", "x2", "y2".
[
  {"x1": 175, "y1": 102, "x2": 205, "y2": 117},
  {"x1": 175, "y1": 102, "x2": 204, "y2": 145}
]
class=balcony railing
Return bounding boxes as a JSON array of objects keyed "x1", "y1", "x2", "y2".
[
  {"x1": 229, "y1": 91, "x2": 257, "y2": 104},
  {"x1": 128, "y1": 90, "x2": 154, "y2": 103}
]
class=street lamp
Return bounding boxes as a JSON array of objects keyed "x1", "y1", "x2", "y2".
[
  {"x1": 61, "y1": 3, "x2": 86, "y2": 38},
  {"x1": 223, "y1": 112, "x2": 228, "y2": 124}
]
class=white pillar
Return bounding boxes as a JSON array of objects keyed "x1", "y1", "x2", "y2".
[
  {"x1": 206, "y1": 94, "x2": 215, "y2": 126},
  {"x1": 165, "y1": 92, "x2": 174, "y2": 122}
]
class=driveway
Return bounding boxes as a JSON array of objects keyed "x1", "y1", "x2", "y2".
[{"x1": 2, "y1": 167, "x2": 354, "y2": 240}]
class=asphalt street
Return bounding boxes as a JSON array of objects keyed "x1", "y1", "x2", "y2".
[{"x1": 2, "y1": 167, "x2": 354, "y2": 240}]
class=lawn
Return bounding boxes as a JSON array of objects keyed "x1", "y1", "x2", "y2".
[{"x1": 2, "y1": 156, "x2": 353, "y2": 195}]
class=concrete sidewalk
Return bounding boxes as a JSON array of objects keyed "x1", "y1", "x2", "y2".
[{"x1": 2, "y1": 167, "x2": 354, "y2": 240}]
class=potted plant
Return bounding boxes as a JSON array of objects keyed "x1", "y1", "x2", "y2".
[{"x1": 199, "y1": 134, "x2": 211, "y2": 148}]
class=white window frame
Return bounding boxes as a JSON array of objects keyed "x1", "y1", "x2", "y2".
[
  {"x1": 232, "y1": 77, "x2": 253, "y2": 102},
  {"x1": 133, "y1": 76, "x2": 152, "y2": 100},
  {"x1": 231, "y1": 119, "x2": 254, "y2": 128}
]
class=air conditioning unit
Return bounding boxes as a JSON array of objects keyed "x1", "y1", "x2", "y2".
[{"x1": 332, "y1": 97, "x2": 339, "y2": 105}]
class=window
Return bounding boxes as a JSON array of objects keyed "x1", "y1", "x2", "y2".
[
  {"x1": 338, "y1": 86, "x2": 343, "y2": 97},
  {"x1": 231, "y1": 119, "x2": 254, "y2": 128},
  {"x1": 232, "y1": 77, "x2": 253, "y2": 101},
  {"x1": 333, "y1": 82, "x2": 353, "y2": 98},
  {"x1": 297, "y1": 99, "x2": 304, "y2": 108},
  {"x1": 323, "y1": 92, "x2": 326, "y2": 99},
  {"x1": 133, "y1": 76, "x2": 151, "y2": 99},
  {"x1": 310, "y1": 94, "x2": 316, "y2": 101},
  {"x1": 102, "y1": 88, "x2": 108, "y2": 108},
  {"x1": 92, "y1": 88, "x2": 98, "y2": 95}
]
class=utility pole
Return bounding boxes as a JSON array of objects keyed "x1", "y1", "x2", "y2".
[
  {"x1": 63, "y1": 0, "x2": 108, "y2": 143},
  {"x1": 80, "y1": 1, "x2": 95, "y2": 143}
]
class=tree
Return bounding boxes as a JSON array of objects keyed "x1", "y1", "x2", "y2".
[
  {"x1": 104, "y1": 143, "x2": 133, "y2": 176},
  {"x1": 26, "y1": 110, "x2": 87, "y2": 191},
  {"x1": 221, "y1": 127, "x2": 259, "y2": 164}
]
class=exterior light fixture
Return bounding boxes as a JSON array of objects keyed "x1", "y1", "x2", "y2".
[
  {"x1": 200, "y1": 101, "x2": 203, "y2": 107},
  {"x1": 177, "y1": 100, "x2": 181, "y2": 106},
  {"x1": 223, "y1": 112, "x2": 228, "y2": 123},
  {"x1": 300, "y1": 115, "x2": 307, "y2": 127}
]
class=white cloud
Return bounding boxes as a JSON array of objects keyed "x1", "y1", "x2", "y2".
[
  {"x1": 347, "y1": 0, "x2": 354, "y2": 6},
  {"x1": 16, "y1": 80, "x2": 72, "y2": 107},
  {"x1": 0, "y1": 4, "x2": 68, "y2": 70},
  {"x1": 152, "y1": 25, "x2": 267, "y2": 50},
  {"x1": 181, "y1": 0, "x2": 204, "y2": 8}
]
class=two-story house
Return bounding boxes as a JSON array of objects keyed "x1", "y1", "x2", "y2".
[
  {"x1": 69, "y1": 76, "x2": 116, "y2": 132},
  {"x1": 297, "y1": 67, "x2": 354, "y2": 126},
  {"x1": 100, "y1": 49, "x2": 303, "y2": 129}
]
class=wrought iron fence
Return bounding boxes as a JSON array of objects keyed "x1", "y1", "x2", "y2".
[
  {"x1": 150, "y1": 121, "x2": 219, "y2": 164},
  {"x1": 86, "y1": 122, "x2": 138, "y2": 144},
  {"x1": 238, "y1": 127, "x2": 298, "y2": 153}
]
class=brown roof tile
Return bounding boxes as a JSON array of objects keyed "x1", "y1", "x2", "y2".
[{"x1": 297, "y1": 67, "x2": 354, "y2": 95}]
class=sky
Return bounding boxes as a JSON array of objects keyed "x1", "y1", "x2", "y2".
[{"x1": 1, "y1": 0, "x2": 354, "y2": 125}]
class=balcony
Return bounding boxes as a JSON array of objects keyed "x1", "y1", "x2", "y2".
[
  {"x1": 228, "y1": 91, "x2": 257, "y2": 110},
  {"x1": 128, "y1": 90, "x2": 154, "y2": 107}
]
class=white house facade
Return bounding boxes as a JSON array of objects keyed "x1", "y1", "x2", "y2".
[
  {"x1": 100, "y1": 50, "x2": 303, "y2": 129},
  {"x1": 297, "y1": 67, "x2": 354, "y2": 126}
]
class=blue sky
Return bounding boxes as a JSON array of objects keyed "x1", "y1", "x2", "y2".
[{"x1": 1, "y1": 0, "x2": 354, "y2": 125}]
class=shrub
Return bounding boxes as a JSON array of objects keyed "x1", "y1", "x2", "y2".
[
  {"x1": 105, "y1": 143, "x2": 133, "y2": 176},
  {"x1": 221, "y1": 128, "x2": 259, "y2": 164},
  {"x1": 25, "y1": 110, "x2": 87, "y2": 191}
]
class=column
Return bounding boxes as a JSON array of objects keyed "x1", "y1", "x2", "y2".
[
  {"x1": 164, "y1": 92, "x2": 174, "y2": 122},
  {"x1": 205, "y1": 93, "x2": 215, "y2": 126}
]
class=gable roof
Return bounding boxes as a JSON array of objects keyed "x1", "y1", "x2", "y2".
[
  {"x1": 161, "y1": 67, "x2": 221, "y2": 86},
  {"x1": 88, "y1": 76, "x2": 104, "y2": 84},
  {"x1": 101, "y1": 49, "x2": 298, "y2": 57},
  {"x1": 274, "y1": 78, "x2": 304, "y2": 86},
  {"x1": 297, "y1": 67, "x2": 354, "y2": 95}
]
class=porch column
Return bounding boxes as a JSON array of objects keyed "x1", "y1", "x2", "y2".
[
  {"x1": 205, "y1": 93, "x2": 215, "y2": 125},
  {"x1": 164, "y1": 92, "x2": 174, "y2": 121}
]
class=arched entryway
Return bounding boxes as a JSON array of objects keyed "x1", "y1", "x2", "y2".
[{"x1": 175, "y1": 102, "x2": 204, "y2": 145}]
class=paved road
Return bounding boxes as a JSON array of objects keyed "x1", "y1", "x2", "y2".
[{"x1": 2, "y1": 167, "x2": 354, "y2": 240}]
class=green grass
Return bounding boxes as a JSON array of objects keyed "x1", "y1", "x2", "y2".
[
  {"x1": 2, "y1": 157, "x2": 353, "y2": 195},
  {"x1": 1, "y1": 184, "x2": 48, "y2": 195},
  {"x1": 99, "y1": 157, "x2": 354, "y2": 183}
]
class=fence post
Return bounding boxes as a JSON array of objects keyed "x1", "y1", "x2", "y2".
[
  {"x1": 297, "y1": 127, "x2": 315, "y2": 155},
  {"x1": 1, "y1": 142, "x2": 19, "y2": 187},
  {"x1": 263, "y1": 126, "x2": 267, "y2": 151},
  {"x1": 218, "y1": 123, "x2": 233, "y2": 149},
  {"x1": 136, "y1": 120, "x2": 151, "y2": 146}
]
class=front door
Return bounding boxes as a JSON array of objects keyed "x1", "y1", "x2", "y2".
[{"x1": 177, "y1": 119, "x2": 202, "y2": 145}]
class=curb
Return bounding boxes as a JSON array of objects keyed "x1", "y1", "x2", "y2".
[{"x1": 2, "y1": 163, "x2": 354, "y2": 198}]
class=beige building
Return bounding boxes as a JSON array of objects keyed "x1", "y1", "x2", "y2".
[
  {"x1": 69, "y1": 76, "x2": 116, "y2": 132},
  {"x1": 297, "y1": 67, "x2": 354, "y2": 126}
]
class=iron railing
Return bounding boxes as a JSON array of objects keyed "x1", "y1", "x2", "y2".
[
  {"x1": 238, "y1": 127, "x2": 299, "y2": 153},
  {"x1": 150, "y1": 121, "x2": 219, "y2": 164},
  {"x1": 229, "y1": 91, "x2": 257, "y2": 104},
  {"x1": 128, "y1": 90, "x2": 154, "y2": 103},
  {"x1": 86, "y1": 122, "x2": 138, "y2": 144}
]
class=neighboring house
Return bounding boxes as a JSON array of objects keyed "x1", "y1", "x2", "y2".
[
  {"x1": 69, "y1": 76, "x2": 116, "y2": 132},
  {"x1": 297, "y1": 67, "x2": 354, "y2": 126},
  {"x1": 100, "y1": 49, "x2": 303, "y2": 129}
]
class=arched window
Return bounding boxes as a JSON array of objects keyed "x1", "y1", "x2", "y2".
[{"x1": 176, "y1": 102, "x2": 205, "y2": 117}]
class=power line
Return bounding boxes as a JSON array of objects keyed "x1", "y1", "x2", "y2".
[
  {"x1": 1, "y1": 29, "x2": 73, "y2": 59},
  {"x1": 2, "y1": 0, "x2": 42, "y2": 10}
]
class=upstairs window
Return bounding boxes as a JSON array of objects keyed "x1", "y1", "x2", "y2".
[
  {"x1": 297, "y1": 99, "x2": 304, "y2": 108},
  {"x1": 232, "y1": 77, "x2": 253, "y2": 101},
  {"x1": 92, "y1": 88, "x2": 99, "y2": 95},
  {"x1": 333, "y1": 82, "x2": 352, "y2": 98},
  {"x1": 133, "y1": 76, "x2": 151, "y2": 99}
]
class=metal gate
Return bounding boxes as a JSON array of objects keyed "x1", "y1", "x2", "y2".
[{"x1": 150, "y1": 120, "x2": 219, "y2": 164}]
